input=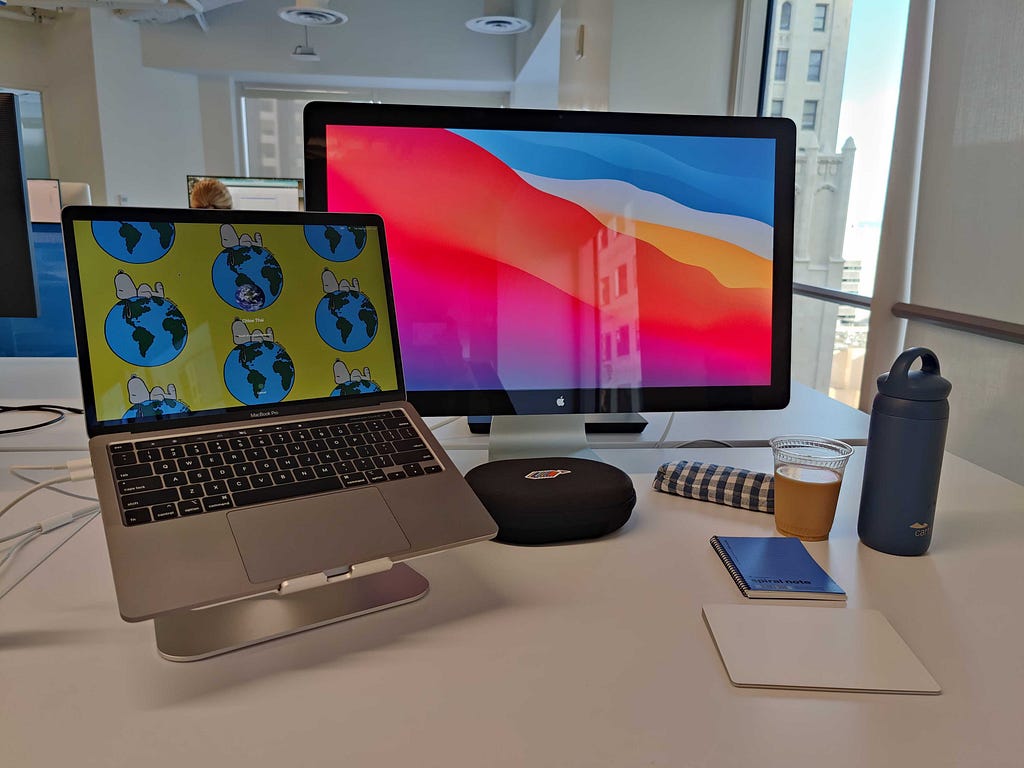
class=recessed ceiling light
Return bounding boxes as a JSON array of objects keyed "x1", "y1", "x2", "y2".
[
  {"x1": 465, "y1": 15, "x2": 532, "y2": 35},
  {"x1": 279, "y1": 0, "x2": 347, "y2": 26}
]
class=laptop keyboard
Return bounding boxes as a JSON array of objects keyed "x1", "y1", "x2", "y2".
[{"x1": 108, "y1": 409, "x2": 442, "y2": 526}]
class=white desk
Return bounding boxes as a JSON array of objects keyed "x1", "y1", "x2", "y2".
[{"x1": 2, "y1": 444, "x2": 1023, "y2": 767}]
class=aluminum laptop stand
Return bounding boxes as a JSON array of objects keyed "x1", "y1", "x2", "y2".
[{"x1": 152, "y1": 562, "x2": 428, "y2": 661}]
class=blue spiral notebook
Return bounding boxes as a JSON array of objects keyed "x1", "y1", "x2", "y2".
[{"x1": 710, "y1": 536, "x2": 846, "y2": 601}]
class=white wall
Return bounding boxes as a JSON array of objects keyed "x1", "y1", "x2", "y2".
[
  {"x1": 0, "y1": 19, "x2": 48, "y2": 91},
  {"x1": 90, "y1": 11, "x2": 204, "y2": 208},
  {"x1": 1, "y1": 13, "x2": 106, "y2": 201},
  {"x1": 511, "y1": 11, "x2": 560, "y2": 109},
  {"x1": 608, "y1": 0, "x2": 741, "y2": 114},
  {"x1": 39, "y1": 12, "x2": 108, "y2": 204},
  {"x1": 557, "y1": 0, "x2": 613, "y2": 110},
  {"x1": 198, "y1": 76, "x2": 241, "y2": 177},
  {"x1": 897, "y1": 0, "x2": 1024, "y2": 483}
]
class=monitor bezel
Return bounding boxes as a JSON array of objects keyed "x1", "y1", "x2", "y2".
[{"x1": 304, "y1": 103, "x2": 794, "y2": 416}]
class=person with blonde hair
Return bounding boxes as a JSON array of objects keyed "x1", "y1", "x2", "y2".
[{"x1": 189, "y1": 178, "x2": 233, "y2": 209}]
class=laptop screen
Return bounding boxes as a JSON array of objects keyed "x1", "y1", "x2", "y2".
[{"x1": 63, "y1": 210, "x2": 402, "y2": 433}]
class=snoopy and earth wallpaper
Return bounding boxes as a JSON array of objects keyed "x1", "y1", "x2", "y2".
[{"x1": 72, "y1": 219, "x2": 399, "y2": 426}]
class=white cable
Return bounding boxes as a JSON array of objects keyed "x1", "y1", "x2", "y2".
[
  {"x1": 0, "y1": 522, "x2": 41, "y2": 545},
  {"x1": 7, "y1": 459, "x2": 98, "y2": 502},
  {"x1": 9, "y1": 468, "x2": 99, "y2": 501},
  {"x1": 0, "y1": 504, "x2": 99, "y2": 564},
  {"x1": 0, "y1": 530, "x2": 41, "y2": 569},
  {"x1": 0, "y1": 476, "x2": 76, "y2": 523},
  {"x1": 0, "y1": 464, "x2": 94, "y2": 522},
  {"x1": 428, "y1": 415, "x2": 462, "y2": 432},
  {"x1": 0, "y1": 505, "x2": 100, "y2": 599},
  {"x1": 0, "y1": 505, "x2": 99, "y2": 545},
  {"x1": 655, "y1": 411, "x2": 678, "y2": 448},
  {"x1": 10, "y1": 468, "x2": 97, "y2": 501}
]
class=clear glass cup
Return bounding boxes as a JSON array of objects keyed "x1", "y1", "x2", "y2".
[{"x1": 769, "y1": 435, "x2": 854, "y2": 541}]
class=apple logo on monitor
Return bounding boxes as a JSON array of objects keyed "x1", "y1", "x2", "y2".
[{"x1": 556, "y1": 396, "x2": 565, "y2": 407}]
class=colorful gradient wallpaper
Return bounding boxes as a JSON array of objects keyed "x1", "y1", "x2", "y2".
[{"x1": 325, "y1": 126, "x2": 775, "y2": 393}]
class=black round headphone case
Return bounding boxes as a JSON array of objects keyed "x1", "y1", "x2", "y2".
[{"x1": 465, "y1": 457, "x2": 636, "y2": 545}]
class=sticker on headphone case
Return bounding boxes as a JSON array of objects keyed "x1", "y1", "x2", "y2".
[{"x1": 524, "y1": 469, "x2": 572, "y2": 480}]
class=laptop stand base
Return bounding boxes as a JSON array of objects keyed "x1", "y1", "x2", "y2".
[{"x1": 152, "y1": 563, "x2": 429, "y2": 662}]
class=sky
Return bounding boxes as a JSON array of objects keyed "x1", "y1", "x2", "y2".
[{"x1": 834, "y1": 0, "x2": 911, "y2": 292}]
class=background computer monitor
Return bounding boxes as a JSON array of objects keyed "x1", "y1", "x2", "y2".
[
  {"x1": 186, "y1": 175, "x2": 303, "y2": 211},
  {"x1": 0, "y1": 178, "x2": 79, "y2": 356},
  {"x1": 0, "y1": 93, "x2": 38, "y2": 319},
  {"x1": 26, "y1": 178, "x2": 61, "y2": 223},
  {"x1": 0, "y1": 218, "x2": 76, "y2": 357},
  {"x1": 304, "y1": 104, "x2": 793, "y2": 424},
  {"x1": 60, "y1": 181, "x2": 92, "y2": 206}
]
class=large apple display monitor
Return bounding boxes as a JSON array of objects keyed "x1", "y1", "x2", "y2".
[{"x1": 303, "y1": 104, "x2": 794, "y2": 458}]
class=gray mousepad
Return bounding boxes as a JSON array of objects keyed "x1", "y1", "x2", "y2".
[{"x1": 227, "y1": 487, "x2": 411, "y2": 584}]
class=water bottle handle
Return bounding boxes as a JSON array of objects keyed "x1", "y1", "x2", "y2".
[{"x1": 889, "y1": 347, "x2": 940, "y2": 381}]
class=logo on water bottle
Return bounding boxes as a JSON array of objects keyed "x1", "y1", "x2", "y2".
[{"x1": 910, "y1": 522, "x2": 931, "y2": 537}]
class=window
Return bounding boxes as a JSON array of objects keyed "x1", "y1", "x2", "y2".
[
  {"x1": 614, "y1": 264, "x2": 628, "y2": 297},
  {"x1": 808, "y1": 50, "x2": 823, "y2": 82},
  {"x1": 240, "y1": 87, "x2": 508, "y2": 179},
  {"x1": 615, "y1": 325, "x2": 630, "y2": 357},
  {"x1": 801, "y1": 100, "x2": 818, "y2": 130},
  {"x1": 779, "y1": 1, "x2": 792, "y2": 30},
  {"x1": 813, "y1": 4, "x2": 828, "y2": 31},
  {"x1": 762, "y1": 0, "x2": 911, "y2": 409},
  {"x1": 775, "y1": 50, "x2": 789, "y2": 81},
  {"x1": 771, "y1": 99, "x2": 784, "y2": 118}
]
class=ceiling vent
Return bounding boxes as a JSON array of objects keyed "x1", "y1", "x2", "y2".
[
  {"x1": 466, "y1": 1, "x2": 531, "y2": 35},
  {"x1": 465, "y1": 16, "x2": 531, "y2": 34},
  {"x1": 279, "y1": 0, "x2": 347, "y2": 26}
]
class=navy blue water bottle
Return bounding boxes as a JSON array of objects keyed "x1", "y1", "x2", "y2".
[{"x1": 858, "y1": 347, "x2": 951, "y2": 555}]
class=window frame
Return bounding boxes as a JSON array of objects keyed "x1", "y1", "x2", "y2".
[
  {"x1": 813, "y1": 4, "x2": 828, "y2": 32},
  {"x1": 807, "y1": 50, "x2": 824, "y2": 82},
  {"x1": 779, "y1": 1, "x2": 792, "y2": 30},
  {"x1": 801, "y1": 99, "x2": 818, "y2": 130},
  {"x1": 775, "y1": 49, "x2": 789, "y2": 81}
]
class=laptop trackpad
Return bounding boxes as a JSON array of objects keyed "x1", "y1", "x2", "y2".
[{"x1": 227, "y1": 487, "x2": 411, "y2": 585}]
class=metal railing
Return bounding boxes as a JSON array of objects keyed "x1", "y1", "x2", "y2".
[
  {"x1": 892, "y1": 303, "x2": 1024, "y2": 346},
  {"x1": 792, "y1": 283, "x2": 1024, "y2": 346},
  {"x1": 793, "y1": 282, "x2": 872, "y2": 309}
]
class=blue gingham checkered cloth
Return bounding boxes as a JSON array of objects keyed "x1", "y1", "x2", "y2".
[{"x1": 653, "y1": 460, "x2": 774, "y2": 514}]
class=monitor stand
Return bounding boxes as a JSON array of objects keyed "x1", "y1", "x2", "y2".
[
  {"x1": 486, "y1": 414, "x2": 598, "y2": 462},
  {"x1": 468, "y1": 413, "x2": 647, "y2": 435},
  {"x1": 152, "y1": 563, "x2": 428, "y2": 662}
]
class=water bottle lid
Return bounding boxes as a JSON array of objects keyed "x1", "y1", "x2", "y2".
[{"x1": 877, "y1": 347, "x2": 952, "y2": 401}]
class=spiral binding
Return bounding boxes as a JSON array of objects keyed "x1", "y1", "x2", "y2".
[{"x1": 710, "y1": 536, "x2": 751, "y2": 595}]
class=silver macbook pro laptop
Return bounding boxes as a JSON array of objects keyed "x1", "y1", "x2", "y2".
[{"x1": 62, "y1": 206, "x2": 496, "y2": 621}]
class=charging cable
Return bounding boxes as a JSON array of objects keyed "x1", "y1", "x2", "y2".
[
  {"x1": 0, "y1": 458, "x2": 99, "y2": 592},
  {"x1": 0, "y1": 505, "x2": 100, "y2": 569},
  {"x1": 9, "y1": 458, "x2": 99, "y2": 502},
  {"x1": 0, "y1": 403, "x2": 84, "y2": 436},
  {"x1": 0, "y1": 458, "x2": 95, "y2": 524}
]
